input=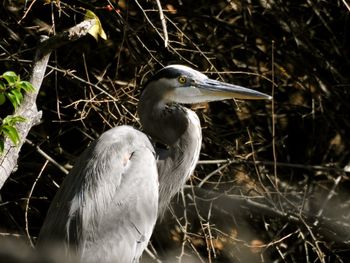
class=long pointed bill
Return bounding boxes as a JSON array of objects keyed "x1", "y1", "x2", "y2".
[{"x1": 197, "y1": 78, "x2": 272, "y2": 100}]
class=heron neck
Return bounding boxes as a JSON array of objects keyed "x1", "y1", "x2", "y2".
[
  {"x1": 138, "y1": 93, "x2": 202, "y2": 215},
  {"x1": 156, "y1": 107, "x2": 202, "y2": 215}
]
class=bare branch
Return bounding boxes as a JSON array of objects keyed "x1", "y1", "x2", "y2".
[
  {"x1": 0, "y1": 19, "x2": 96, "y2": 189},
  {"x1": 155, "y1": 0, "x2": 169, "y2": 48},
  {"x1": 188, "y1": 187, "x2": 350, "y2": 247}
]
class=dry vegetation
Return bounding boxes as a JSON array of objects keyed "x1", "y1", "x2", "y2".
[{"x1": 0, "y1": 0, "x2": 350, "y2": 262}]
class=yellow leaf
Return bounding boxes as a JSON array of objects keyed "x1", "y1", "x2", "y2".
[{"x1": 84, "y1": 10, "x2": 107, "y2": 40}]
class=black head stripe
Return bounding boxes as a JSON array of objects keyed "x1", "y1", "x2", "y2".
[
  {"x1": 142, "y1": 66, "x2": 186, "y2": 91},
  {"x1": 150, "y1": 67, "x2": 184, "y2": 82}
]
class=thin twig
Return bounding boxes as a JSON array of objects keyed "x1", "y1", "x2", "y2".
[
  {"x1": 25, "y1": 139, "x2": 69, "y2": 175},
  {"x1": 134, "y1": 0, "x2": 166, "y2": 45},
  {"x1": 198, "y1": 160, "x2": 232, "y2": 187},
  {"x1": 19, "y1": 0, "x2": 38, "y2": 23},
  {"x1": 197, "y1": 158, "x2": 346, "y2": 173},
  {"x1": 25, "y1": 160, "x2": 49, "y2": 248},
  {"x1": 342, "y1": 0, "x2": 350, "y2": 11},
  {"x1": 155, "y1": 0, "x2": 169, "y2": 48},
  {"x1": 271, "y1": 40, "x2": 278, "y2": 190},
  {"x1": 314, "y1": 175, "x2": 342, "y2": 226}
]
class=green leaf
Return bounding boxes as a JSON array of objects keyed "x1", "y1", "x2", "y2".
[
  {"x1": 0, "y1": 93, "x2": 6, "y2": 105},
  {"x1": 0, "y1": 80, "x2": 5, "y2": 91},
  {"x1": 18, "y1": 81, "x2": 35, "y2": 93},
  {"x1": 10, "y1": 89, "x2": 23, "y2": 106},
  {"x1": 2, "y1": 125, "x2": 20, "y2": 145},
  {"x1": 5, "y1": 92, "x2": 19, "y2": 109},
  {"x1": 84, "y1": 10, "x2": 107, "y2": 40},
  {"x1": 0, "y1": 140, "x2": 4, "y2": 154},
  {"x1": 3, "y1": 115, "x2": 26, "y2": 126},
  {"x1": 1, "y1": 71, "x2": 18, "y2": 85}
]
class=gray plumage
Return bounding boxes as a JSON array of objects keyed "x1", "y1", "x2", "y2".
[
  {"x1": 38, "y1": 127, "x2": 158, "y2": 263},
  {"x1": 38, "y1": 65, "x2": 271, "y2": 262}
]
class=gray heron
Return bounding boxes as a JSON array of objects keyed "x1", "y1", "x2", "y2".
[{"x1": 37, "y1": 65, "x2": 271, "y2": 262}]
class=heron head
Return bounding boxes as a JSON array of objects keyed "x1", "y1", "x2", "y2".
[
  {"x1": 143, "y1": 64, "x2": 272, "y2": 104},
  {"x1": 139, "y1": 65, "x2": 271, "y2": 145}
]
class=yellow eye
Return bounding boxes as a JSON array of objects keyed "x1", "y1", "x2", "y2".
[{"x1": 178, "y1": 76, "x2": 187, "y2": 84}]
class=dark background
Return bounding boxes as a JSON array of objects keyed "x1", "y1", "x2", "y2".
[{"x1": 0, "y1": 0, "x2": 349, "y2": 262}]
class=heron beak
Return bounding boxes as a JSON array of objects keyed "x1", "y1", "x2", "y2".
[{"x1": 196, "y1": 78, "x2": 272, "y2": 100}]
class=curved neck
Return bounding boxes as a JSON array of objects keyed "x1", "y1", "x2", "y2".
[{"x1": 138, "y1": 87, "x2": 202, "y2": 215}]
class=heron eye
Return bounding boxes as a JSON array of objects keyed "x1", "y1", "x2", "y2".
[{"x1": 178, "y1": 76, "x2": 187, "y2": 84}]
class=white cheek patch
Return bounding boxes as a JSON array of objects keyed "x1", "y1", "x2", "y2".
[{"x1": 170, "y1": 86, "x2": 205, "y2": 104}]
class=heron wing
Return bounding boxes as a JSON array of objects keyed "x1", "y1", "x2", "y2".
[{"x1": 37, "y1": 126, "x2": 158, "y2": 262}]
